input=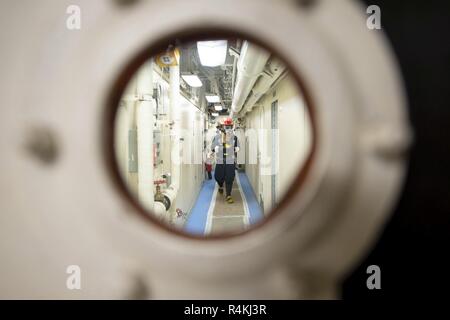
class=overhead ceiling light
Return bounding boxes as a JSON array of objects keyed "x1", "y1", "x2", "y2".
[
  {"x1": 214, "y1": 105, "x2": 223, "y2": 111},
  {"x1": 205, "y1": 95, "x2": 221, "y2": 103},
  {"x1": 211, "y1": 112, "x2": 219, "y2": 117},
  {"x1": 181, "y1": 74, "x2": 203, "y2": 87},
  {"x1": 197, "y1": 40, "x2": 228, "y2": 67}
]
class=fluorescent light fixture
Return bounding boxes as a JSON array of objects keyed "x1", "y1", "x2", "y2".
[
  {"x1": 197, "y1": 40, "x2": 228, "y2": 67},
  {"x1": 205, "y1": 95, "x2": 221, "y2": 103},
  {"x1": 211, "y1": 112, "x2": 219, "y2": 117},
  {"x1": 214, "y1": 105, "x2": 223, "y2": 111},
  {"x1": 181, "y1": 74, "x2": 203, "y2": 87}
]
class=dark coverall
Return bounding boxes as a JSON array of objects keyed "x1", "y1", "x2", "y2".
[{"x1": 211, "y1": 131, "x2": 240, "y2": 197}]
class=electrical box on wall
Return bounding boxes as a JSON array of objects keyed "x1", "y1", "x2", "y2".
[
  {"x1": 153, "y1": 129, "x2": 162, "y2": 167},
  {"x1": 128, "y1": 129, "x2": 138, "y2": 172},
  {"x1": 155, "y1": 47, "x2": 180, "y2": 68}
]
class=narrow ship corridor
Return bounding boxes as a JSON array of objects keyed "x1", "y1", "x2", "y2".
[{"x1": 113, "y1": 37, "x2": 313, "y2": 237}]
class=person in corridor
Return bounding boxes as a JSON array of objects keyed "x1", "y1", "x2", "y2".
[
  {"x1": 211, "y1": 118, "x2": 240, "y2": 204},
  {"x1": 205, "y1": 152, "x2": 213, "y2": 180}
]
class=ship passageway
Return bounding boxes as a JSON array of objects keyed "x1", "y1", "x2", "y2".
[{"x1": 113, "y1": 35, "x2": 313, "y2": 237}]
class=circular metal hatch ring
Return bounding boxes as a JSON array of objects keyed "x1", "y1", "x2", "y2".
[
  {"x1": 92, "y1": 0, "x2": 411, "y2": 298},
  {"x1": 0, "y1": 0, "x2": 411, "y2": 299}
]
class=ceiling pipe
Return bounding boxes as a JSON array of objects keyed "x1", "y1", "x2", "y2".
[
  {"x1": 230, "y1": 41, "x2": 270, "y2": 117},
  {"x1": 240, "y1": 58, "x2": 286, "y2": 115}
]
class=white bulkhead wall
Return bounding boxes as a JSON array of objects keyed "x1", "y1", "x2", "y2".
[
  {"x1": 175, "y1": 102, "x2": 204, "y2": 227},
  {"x1": 244, "y1": 75, "x2": 312, "y2": 214},
  {"x1": 277, "y1": 77, "x2": 312, "y2": 198}
]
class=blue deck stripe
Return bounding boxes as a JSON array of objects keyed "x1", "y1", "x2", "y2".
[
  {"x1": 238, "y1": 172, "x2": 264, "y2": 225},
  {"x1": 184, "y1": 176, "x2": 216, "y2": 235},
  {"x1": 184, "y1": 171, "x2": 263, "y2": 234}
]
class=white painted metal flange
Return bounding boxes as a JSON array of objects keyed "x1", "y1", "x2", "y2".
[{"x1": 0, "y1": 0, "x2": 411, "y2": 299}]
